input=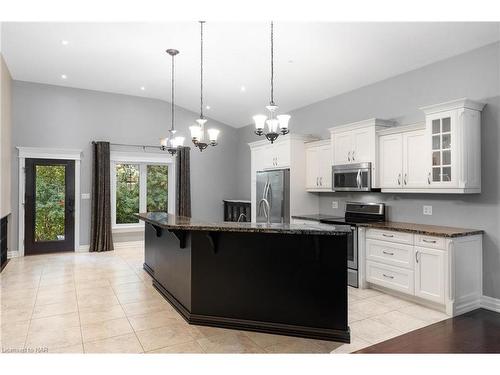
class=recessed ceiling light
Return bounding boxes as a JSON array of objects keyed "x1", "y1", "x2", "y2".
[
  {"x1": 140, "y1": 86, "x2": 145, "y2": 91},
  {"x1": 206, "y1": 105, "x2": 211, "y2": 110},
  {"x1": 61, "y1": 40, "x2": 69, "y2": 46},
  {"x1": 240, "y1": 86, "x2": 246, "y2": 92},
  {"x1": 61, "y1": 74, "x2": 67, "y2": 79}
]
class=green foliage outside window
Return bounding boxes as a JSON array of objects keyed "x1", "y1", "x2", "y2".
[
  {"x1": 116, "y1": 164, "x2": 140, "y2": 224},
  {"x1": 147, "y1": 165, "x2": 168, "y2": 212},
  {"x1": 35, "y1": 165, "x2": 65, "y2": 241}
]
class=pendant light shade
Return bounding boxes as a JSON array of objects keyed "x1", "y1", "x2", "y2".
[{"x1": 253, "y1": 22, "x2": 290, "y2": 144}]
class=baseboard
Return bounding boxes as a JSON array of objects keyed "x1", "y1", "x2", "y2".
[
  {"x1": 481, "y1": 295, "x2": 500, "y2": 313},
  {"x1": 76, "y1": 245, "x2": 90, "y2": 252},
  {"x1": 7, "y1": 251, "x2": 20, "y2": 258},
  {"x1": 113, "y1": 240, "x2": 144, "y2": 249}
]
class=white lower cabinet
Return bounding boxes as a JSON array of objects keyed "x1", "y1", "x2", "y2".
[
  {"x1": 361, "y1": 227, "x2": 482, "y2": 316},
  {"x1": 414, "y1": 247, "x2": 445, "y2": 304}
]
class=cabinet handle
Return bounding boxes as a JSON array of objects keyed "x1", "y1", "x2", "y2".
[
  {"x1": 316, "y1": 177, "x2": 319, "y2": 186},
  {"x1": 422, "y1": 239, "x2": 437, "y2": 244},
  {"x1": 352, "y1": 150, "x2": 355, "y2": 161},
  {"x1": 382, "y1": 233, "x2": 394, "y2": 238},
  {"x1": 382, "y1": 250, "x2": 394, "y2": 256},
  {"x1": 320, "y1": 177, "x2": 323, "y2": 186},
  {"x1": 347, "y1": 151, "x2": 351, "y2": 162},
  {"x1": 404, "y1": 173, "x2": 408, "y2": 185},
  {"x1": 397, "y1": 173, "x2": 401, "y2": 185},
  {"x1": 427, "y1": 172, "x2": 431, "y2": 185},
  {"x1": 382, "y1": 274, "x2": 394, "y2": 279},
  {"x1": 415, "y1": 251, "x2": 419, "y2": 263}
]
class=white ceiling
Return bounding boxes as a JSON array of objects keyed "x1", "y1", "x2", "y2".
[{"x1": 2, "y1": 22, "x2": 499, "y2": 128}]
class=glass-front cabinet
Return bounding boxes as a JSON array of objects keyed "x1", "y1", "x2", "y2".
[
  {"x1": 430, "y1": 112, "x2": 455, "y2": 185},
  {"x1": 421, "y1": 98, "x2": 484, "y2": 193}
]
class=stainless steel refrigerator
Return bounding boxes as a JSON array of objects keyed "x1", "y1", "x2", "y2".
[{"x1": 256, "y1": 169, "x2": 290, "y2": 224}]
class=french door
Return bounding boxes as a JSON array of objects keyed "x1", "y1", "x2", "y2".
[{"x1": 24, "y1": 158, "x2": 75, "y2": 254}]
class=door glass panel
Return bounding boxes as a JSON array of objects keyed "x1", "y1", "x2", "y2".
[
  {"x1": 442, "y1": 150, "x2": 451, "y2": 165},
  {"x1": 116, "y1": 164, "x2": 140, "y2": 224},
  {"x1": 442, "y1": 117, "x2": 451, "y2": 132},
  {"x1": 442, "y1": 134, "x2": 451, "y2": 149},
  {"x1": 432, "y1": 119, "x2": 440, "y2": 134},
  {"x1": 432, "y1": 152, "x2": 440, "y2": 166},
  {"x1": 432, "y1": 136, "x2": 440, "y2": 150},
  {"x1": 432, "y1": 167, "x2": 441, "y2": 182},
  {"x1": 146, "y1": 165, "x2": 168, "y2": 212},
  {"x1": 442, "y1": 167, "x2": 451, "y2": 181},
  {"x1": 35, "y1": 165, "x2": 66, "y2": 241}
]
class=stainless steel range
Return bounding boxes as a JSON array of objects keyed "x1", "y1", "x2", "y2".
[{"x1": 319, "y1": 202, "x2": 386, "y2": 287}]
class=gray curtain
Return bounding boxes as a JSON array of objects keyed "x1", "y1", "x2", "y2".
[
  {"x1": 176, "y1": 146, "x2": 191, "y2": 217},
  {"x1": 90, "y1": 141, "x2": 114, "y2": 252}
]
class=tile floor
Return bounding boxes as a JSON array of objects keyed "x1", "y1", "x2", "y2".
[{"x1": 1, "y1": 244, "x2": 449, "y2": 354}]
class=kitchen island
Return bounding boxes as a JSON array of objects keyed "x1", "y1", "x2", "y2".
[{"x1": 137, "y1": 212, "x2": 352, "y2": 342}]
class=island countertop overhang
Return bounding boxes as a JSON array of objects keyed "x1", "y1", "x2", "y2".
[{"x1": 137, "y1": 212, "x2": 351, "y2": 236}]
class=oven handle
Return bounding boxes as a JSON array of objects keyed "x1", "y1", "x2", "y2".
[{"x1": 356, "y1": 169, "x2": 361, "y2": 189}]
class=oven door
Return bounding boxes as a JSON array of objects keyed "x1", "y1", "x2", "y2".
[{"x1": 332, "y1": 163, "x2": 371, "y2": 192}]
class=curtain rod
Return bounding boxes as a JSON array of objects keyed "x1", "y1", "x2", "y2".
[{"x1": 91, "y1": 141, "x2": 163, "y2": 150}]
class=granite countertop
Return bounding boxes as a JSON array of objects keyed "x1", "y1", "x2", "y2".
[
  {"x1": 291, "y1": 214, "x2": 338, "y2": 221},
  {"x1": 358, "y1": 221, "x2": 483, "y2": 238},
  {"x1": 292, "y1": 213, "x2": 483, "y2": 238},
  {"x1": 137, "y1": 212, "x2": 351, "y2": 236}
]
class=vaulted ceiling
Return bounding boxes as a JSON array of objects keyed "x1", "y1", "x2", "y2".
[{"x1": 2, "y1": 22, "x2": 499, "y2": 127}]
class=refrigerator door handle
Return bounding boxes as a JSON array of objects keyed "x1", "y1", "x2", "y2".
[{"x1": 267, "y1": 182, "x2": 273, "y2": 214}]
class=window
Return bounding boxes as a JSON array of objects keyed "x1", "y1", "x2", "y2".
[{"x1": 111, "y1": 152, "x2": 174, "y2": 229}]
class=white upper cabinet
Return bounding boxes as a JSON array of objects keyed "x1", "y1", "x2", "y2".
[
  {"x1": 305, "y1": 140, "x2": 332, "y2": 191},
  {"x1": 379, "y1": 126, "x2": 427, "y2": 191},
  {"x1": 421, "y1": 98, "x2": 484, "y2": 193},
  {"x1": 330, "y1": 118, "x2": 394, "y2": 188}
]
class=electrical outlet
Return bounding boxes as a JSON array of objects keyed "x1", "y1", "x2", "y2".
[
  {"x1": 331, "y1": 200, "x2": 339, "y2": 209},
  {"x1": 81, "y1": 193, "x2": 91, "y2": 200},
  {"x1": 423, "y1": 205, "x2": 433, "y2": 215}
]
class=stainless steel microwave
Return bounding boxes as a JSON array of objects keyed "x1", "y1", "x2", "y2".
[{"x1": 332, "y1": 162, "x2": 372, "y2": 192}]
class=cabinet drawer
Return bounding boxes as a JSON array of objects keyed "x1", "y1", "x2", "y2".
[
  {"x1": 366, "y1": 261, "x2": 415, "y2": 295},
  {"x1": 366, "y1": 229, "x2": 413, "y2": 245},
  {"x1": 366, "y1": 239, "x2": 414, "y2": 269},
  {"x1": 415, "y1": 234, "x2": 446, "y2": 250}
]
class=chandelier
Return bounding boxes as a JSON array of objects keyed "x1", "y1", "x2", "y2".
[
  {"x1": 189, "y1": 21, "x2": 219, "y2": 152},
  {"x1": 253, "y1": 21, "x2": 290, "y2": 144},
  {"x1": 160, "y1": 49, "x2": 185, "y2": 155}
]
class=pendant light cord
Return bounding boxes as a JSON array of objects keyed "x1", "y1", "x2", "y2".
[
  {"x1": 270, "y1": 21, "x2": 274, "y2": 106},
  {"x1": 171, "y1": 53, "x2": 175, "y2": 132},
  {"x1": 200, "y1": 21, "x2": 204, "y2": 119}
]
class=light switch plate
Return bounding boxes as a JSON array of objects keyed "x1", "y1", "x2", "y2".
[
  {"x1": 81, "y1": 193, "x2": 91, "y2": 200},
  {"x1": 423, "y1": 205, "x2": 433, "y2": 215},
  {"x1": 332, "y1": 200, "x2": 339, "y2": 209}
]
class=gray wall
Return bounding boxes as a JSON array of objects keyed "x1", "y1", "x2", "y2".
[
  {"x1": 236, "y1": 42, "x2": 500, "y2": 299},
  {"x1": 11, "y1": 81, "x2": 239, "y2": 249}
]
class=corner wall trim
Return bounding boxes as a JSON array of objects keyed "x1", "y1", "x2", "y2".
[
  {"x1": 481, "y1": 295, "x2": 500, "y2": 313},
  {"x1": 76, "y1": 245, "x2": 90, "y2": 253}
]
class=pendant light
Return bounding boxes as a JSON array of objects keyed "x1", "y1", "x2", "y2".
[
  {"x1": 160, "y1": 49, "x2": 185, "y2": 155},
  {"x1": 253, "y1": 21, "x2": 290, "y2": 144},
  {"x1": 189, "y1": 21, "x2": 219, "y2": 152}
]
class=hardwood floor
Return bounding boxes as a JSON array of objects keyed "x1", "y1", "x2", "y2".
[{"x1": 355, "y1": 308, "x2": 500, "y2": 353}]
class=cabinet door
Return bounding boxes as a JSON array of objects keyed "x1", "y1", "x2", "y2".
[
  {"x1": 415, "y1": 247, "x2": 445, "y2": 304},
  {"x1": 318, "y1": 145, "x2": 332, "y2": 188},
  {"x1": 305, "y1": 148, "x2": 319, "y2": 189},
  {"x1": 427, "y1": 111, "x2": 458, "y2": 187},
  {"x1": 379, "y1": 134, "x2": 403, "y2": 189},
  {"x1": 403, "y1": 130, "x2": 428, "y2": 188},
  {"x1": 274, "y1": 142, "x2": 290, "y2": 168},
  {"x1": 333, "y1": 132, "x2": 352, "y2": 165},
  {"x1": 259, "y1": 145, "x2": 275, "y2": 169},
  {"x1": 352, "y1": 127, "x2": 372, "y2": 163}
]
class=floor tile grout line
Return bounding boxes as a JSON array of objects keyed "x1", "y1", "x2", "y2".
[
  {"x1": 22, "y1": 260, "x2": 44, "y2": 350},
  {"x1": 73, "y1": 268, "x2": 85, "y2": 353}
]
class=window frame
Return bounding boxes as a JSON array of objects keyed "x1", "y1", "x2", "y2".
[{"x1": 110, "y1": 150, "x2": 175, "y2": 231}]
